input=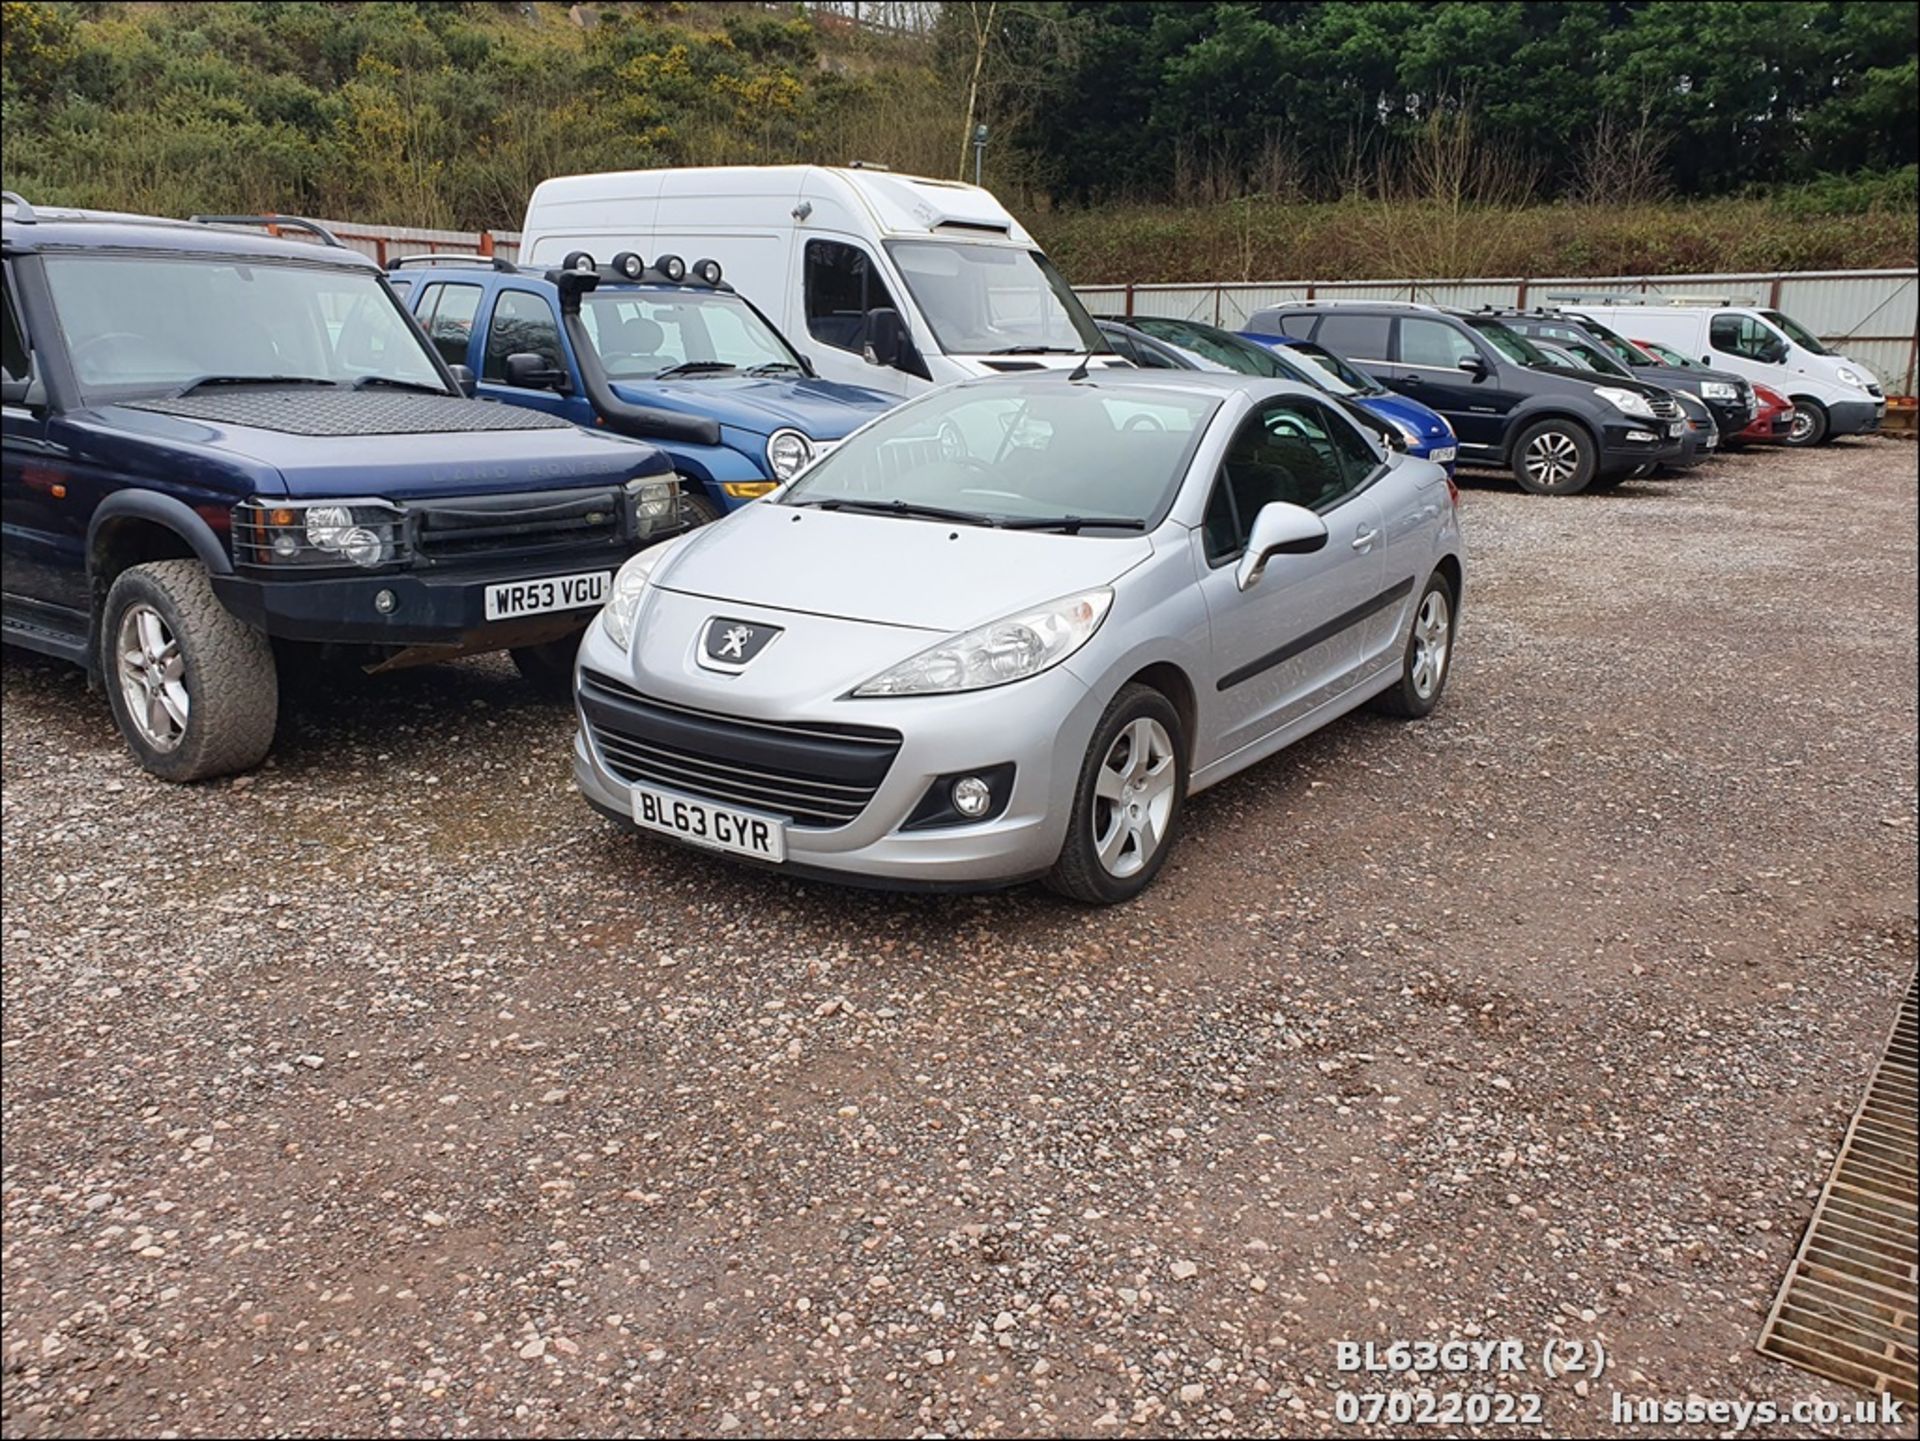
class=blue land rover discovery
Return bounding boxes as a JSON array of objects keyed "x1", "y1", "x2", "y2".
[
  {"x1": 385, "y1": 252, "x2": 897, "y2": 518},
  {"x1": 1, "y1": 198, "x2": 685, "y2": 781}
]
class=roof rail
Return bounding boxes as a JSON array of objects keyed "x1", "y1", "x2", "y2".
[
  {"x1": 1543, "y1": 292, "x2": 1648, "y2": 306},
  {"x1": 187, "y1": 213, "x2": 345, "y2": 248},
  {"x1": 1, "y1": 191, "x2": 36, "y2": 223},
  {"x1": 1662, "y1": 293, "x2": 1757, "y2": 307},
  {"x1": 1274, "y1": 298, "x2": 1440, "y2": 311},
  {"x1": 388, "y1": 253, "x2": 517, "y2": 274}
]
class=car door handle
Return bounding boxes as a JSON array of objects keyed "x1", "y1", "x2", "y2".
[{"x1": 1352, "y1": 528, "x2": 1380, "y2": 551}]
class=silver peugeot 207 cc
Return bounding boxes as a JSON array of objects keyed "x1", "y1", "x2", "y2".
[{"x1": 572, "y1": 371, "x2": 1463, "y2": 903}]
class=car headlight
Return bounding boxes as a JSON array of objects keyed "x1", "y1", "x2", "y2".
[
  {"x1": 766, "y1": 429, "x2": 815, "y2": 481},
  {"x1": 599, "y1": 547, "x2": 666, "y2": 650},
  {"x1": 1389, "y1": 415, "x2": 1424, "y2": 445},
  {"x1": 626, "y1": 475, "x2": 681, "y2": 535},
  {"x1": 1836, "y1": 367, "x2": 1867, "y2": 389},
  {"x1": 1593, "y1": 386, "x2": 1655, "y2": 419},
  {"x1": 852, "y1": 588, "x2": 1113, "y2": 697},
  {"x1": 1698, "y1": 381, "x2": 1737, "y2": 401},
  {"x1": 232, "y1": 497, "x2": 405, "y2": 570}
]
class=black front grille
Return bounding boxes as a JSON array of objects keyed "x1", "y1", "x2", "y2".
[
  {"x1": 579, "y1": 670, "x2": 901, "y2": 829},
  {"x1": 410, "y1": 486, "x2": 630, "y2": 565},
  {"x1": 1647, "y1": 393, "x2": 1683, "y2": 421}
]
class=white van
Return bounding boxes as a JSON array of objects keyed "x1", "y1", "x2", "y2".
[
  {"x1": 519, "y1": 165, "x2": 1123, "y2": 397},
  {"x1": 1559, "y1": 298, "x2": 1886, "y2": 445}
]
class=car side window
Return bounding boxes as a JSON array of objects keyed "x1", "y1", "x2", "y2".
[
  {"x1": 1311, "y1": 313, "x2": 1391, "y2": 361},
  {"x1": 2, "y1": 271, "x2": 28, "y2": 382},
  {"x1": 1709, "y1": 313, "x2": 1778, "y2": 361},
  {"x1": 1277, "y1": 313, "x2": 1317, "y2": 339},
  {"x1": 483, "y1": 289, "x2": 565, "y2": 383},
  {"x1": 420, "y1": 282, "x2": 482, "y2": 369},
  {"x1": 1398, "y1": 317, "x2": 1478, "y2": 369},
  {"x1": 1210, "y1": 397, "x2": 1381, "y2": 563},
  {"x1": 805, "y1": 239, "x2": 902, "y2": 356}
]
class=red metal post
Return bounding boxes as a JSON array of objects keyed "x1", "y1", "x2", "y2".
[
  {"x1": 478, "y1": 230, "x2": 495, "y2": 259},
  {"x1": 1124, "y1": 282, "x2": 1134, "y2": 318}
]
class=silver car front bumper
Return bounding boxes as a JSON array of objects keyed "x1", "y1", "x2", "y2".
[{"x1": 571, "y1": 608, "x2": 1109, "y2": 886}]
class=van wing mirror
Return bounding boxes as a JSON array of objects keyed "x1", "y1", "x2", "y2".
[
  {"x1": 505, "y1": 352, "x2": 568, "y2": 392},
  {"x1": 863, "y1": 307, "x2": 913, "y2": 371},
  {"x1": 1235, "y1": 502, "x2": 1329, "y2": 592},
  {"x1": 447, "y1": 363, "x2": 477, "y2": 398}
]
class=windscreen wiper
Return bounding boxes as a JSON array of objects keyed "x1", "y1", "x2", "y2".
[
  {"x1": 989, "y1": 345, "x2": 1081, "y2": 355},
  {"x1": 171, "y1": 374, "x2": 339, "y2": 397},
  {"x1": 802, "y1": 498, "x2": 998, "y2": 527},
  {"x1": 999, "y1": 515, "x2": 1148, "y2": 533},
  {"x1": 743, "y1": 361, "x2": 804, "y2": 376},
  {"x1": 354, "y1": 375, "x2": 449, "y2": 395},
  {"x1": 653, "y1": 361, "x2": 738, "y2": 379}
]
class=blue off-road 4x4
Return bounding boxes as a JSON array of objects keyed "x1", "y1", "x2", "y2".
[
  {"x1": 0, "y1": 197, "x2": 685, "y2": 781},
  {"x1": 384, "y1": 250, "x2": 896, "y2": 517}
]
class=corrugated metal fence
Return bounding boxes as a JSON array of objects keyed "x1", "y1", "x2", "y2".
[
  {"x1": 1077, "y1": 270, "x2": 1920, "y2": 397},
  {"x1": 296, "y1": 219, "x2": 1917, "y2": 396}
]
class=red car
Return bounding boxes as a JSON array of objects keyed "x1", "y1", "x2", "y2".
[
  {"x1": 1630, "y1": 339, "x2": 1796, "y2": 445},
  {"x1": 1737, "y1": 382, "x2": 1797, "y2": 444}
]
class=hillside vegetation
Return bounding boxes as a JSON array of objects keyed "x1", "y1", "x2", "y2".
[{"x1": 2, "y1": 1, "x2": 1914, "y2": 283}]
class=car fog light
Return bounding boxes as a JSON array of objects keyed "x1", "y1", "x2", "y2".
[
  {"x1": 656, "y1": 254, "x2": 687, "y2": 283},
  {"x1": 952, "y1": 776, "x2": 993, "y2": 818},
  {"x1": 1626, "y1": 429, "x2": 1656, "y2": 443},
  {"x1": 613, "y1": 250, "x2": 646, "y2": 280},
  {"x1": 271, "y1": 532, "x2": 300, "y2": 559},
  {"x1": 373, "y1": 588, "x2": 397, "y2": 614}
]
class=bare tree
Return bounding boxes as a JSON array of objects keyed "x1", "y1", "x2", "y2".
[
  {"x1": 956, "y1": 1, "x2": 1000, "y2": 180},
  {"x1": 1574, "y1": 98, "x2": 1671, "y2": 208}
]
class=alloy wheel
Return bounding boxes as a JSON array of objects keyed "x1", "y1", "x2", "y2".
[
  {"x1": 1411, "y1": 588, "x2": 1452, "y2": 700},
  {"x1": 1524, "y1": 430, "x2": 1581, "y2": 488},
  {"x1": 1091, "y1": 717, "x2": 1177, "y2": 878},
  {"x1": 116, "y1": 603, "x2": 189, "y2": 752}
]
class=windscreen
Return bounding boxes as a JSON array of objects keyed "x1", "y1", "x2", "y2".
[
  {"x1": 42, "y1": 255, "x2": 443, "y2": 398},
  {"x1": 1279, "y1": 341, "x2": 1376, "y2": 395},
  {"x1": 885, "y1": 241, "x2": 1104, "y2": 356},
  {"x1": 782, "y1": 381, "x2": 1218, "y2": 529},
  {"x1": 1761, "y1": 309, "x2": 1832, "y2": 356},
  {"x1": 1467, "y1": 318, "x2": 1551, "y2": 367},
  {"x1": 1570, "y1": 316, "x2": 1658, "y2": 370},
  {"x1": 1130, "y1": 318, "x2": 1299, "y2": 380},
  {"x1": 579, "y1": 289, "x2": 800, "y2": 379}
]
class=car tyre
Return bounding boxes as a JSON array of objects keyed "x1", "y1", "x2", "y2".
[
  {"x1": 511, "y1": 631, "x2": 584, "y2": 699},
  {"x1": 1047, "y1": 683, "x2": 1187, "y2": 905},
  {"x1": 1373, "y1": 570, "x2": 1456, "y2": 719},
  {"x1": 683, "y1": 492, "x2": 722, "y2": 525},
  {"x1": 1785, "y1": 397, "x2": 1828, "y2": 447},
  {"x1": 1511, "y1": 419, "x2": 1596, "y2": 495},
  {"x1": 100, "y1": 559, "x2": 278, "y2": 782}
]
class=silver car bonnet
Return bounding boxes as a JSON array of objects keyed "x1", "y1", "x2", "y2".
[{"x1": 651, "y1": 501, "x2": 1158, "y2": 632}]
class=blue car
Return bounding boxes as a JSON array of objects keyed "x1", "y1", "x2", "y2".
[
  {"x1": 1236, "y1": 331, "x2": 1457, "y2": 471},
  {"x1": 388, "y1": 255, "x2": 898, "y2": 519}
]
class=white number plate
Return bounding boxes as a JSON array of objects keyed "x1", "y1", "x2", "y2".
[
  {"x1": 1429, "y1": 445, "x2": 1457, "y2": 464},
  {"x1": 1704, "y1": 429, "x2": 1719, "y2": 449},
  {"x1": 484, "y1": 570, "x2": 611, "y2": 622},
  {"x1": 631, "y1": 784, "x2": 787, "y2": 862}
]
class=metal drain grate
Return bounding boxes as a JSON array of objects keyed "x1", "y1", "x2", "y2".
[{"x1": 1759, "y1": 978, "x2": 1917, "y2": 1404}]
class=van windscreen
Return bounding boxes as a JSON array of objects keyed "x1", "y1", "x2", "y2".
[{"x1": 885, "y1": 241, "x2": 1104, "y2": 357}]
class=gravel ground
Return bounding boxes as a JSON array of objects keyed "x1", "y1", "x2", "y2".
[{"x1": 3, "y1": 438, "x2": 1916, "y2": 1440}]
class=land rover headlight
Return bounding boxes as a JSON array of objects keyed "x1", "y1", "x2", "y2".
[
  {"x1": 626, "y1": 475, "x2": 681, "y2": 534},
  {"x1": 1593, "y1": 386, "x2": 1655, "y2": 419},
  {"x1": 852, "y1": 588, "x2": 1113, "y2": 697},
  {"x1": 233, "y1": 498, "x2": 405, "y2": 570},
  {"x1": 767, "y1": 429, "x2": 815, "y2": 481},
  {"x1": 1836, "y1": 367, "x2": 1868, "y2": 389},
  {"x1": 1698, "y1": 381, "x2": 1738, "y2": 401},
  {"x1": 599, "y1": 548, "x2": 664, "y2": 650}
]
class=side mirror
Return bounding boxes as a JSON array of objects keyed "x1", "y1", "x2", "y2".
[
  {"x1": 447, "y1": 363, "x2": 477, "y2": 398},
  {"x1": 0, "y1": 375, "x2": 30, "y2": 407},
  {"x1": 1457, "y1": 354, "x2": 1489, "y2": 378},
  {"x1": 505, "y1": 352, "x2": 568, "y2": 392},
  {"x1": 796, "y1": 353, "x2": 817, "y2": 378},
  {"x1": 1234, "y1": 501, "x2": 1329, "y2": 592},
  {"x1": 863, "y1": 307, "x2": 915, "y2": 371},
  {"x1": 1379, "y1": 426, "x2": 1406, "y2": 453}
]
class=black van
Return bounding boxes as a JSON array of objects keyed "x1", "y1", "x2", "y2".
[{"x1": 1243, "y1": 302, "x2": 1688, "y2": 495}]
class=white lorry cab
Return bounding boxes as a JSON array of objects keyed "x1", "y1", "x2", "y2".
[
  {"x1": 519, "y1": 166, "x2": 1123, "y2": 398},
  {"x1": 1556, "y1": 296, "x2": 1887, "y2": 446}
]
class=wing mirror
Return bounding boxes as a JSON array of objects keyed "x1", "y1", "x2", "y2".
[
  {"x1": 447, "y1": 363, "x2": 477, "y2": 398},
  {"x1": 1235, "y1": 502, "x2": 1329, "y2": 591},
  {"x1": 1457, "y1": 354, "x2": 1489, "y2": 378},
  {"x1": 505, "y1": 352, "x2": 569, "y2": 392},
  {"x1": 862, "y1": 307, "x2": 918, "y2": 372}
]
